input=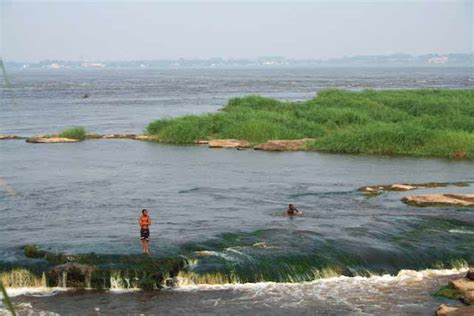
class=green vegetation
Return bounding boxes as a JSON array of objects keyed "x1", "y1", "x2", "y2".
[
  {"x1": 23, "y1": 244, "x2": 45, "y2": 258},
  {"x1": 434, "y1": 284, "x2": 463, "y2": 300},
  {"x1": 58, "y1": 126, "x2": 86, "y2": 140},
  {"x1": 146, "y1": 89, "x2": 474, "y2": 159},
  {"x1": 0, "y1": 281, "x2": 16, "y2": 316}
]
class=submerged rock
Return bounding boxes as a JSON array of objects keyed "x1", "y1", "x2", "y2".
[
  {"x1": 253, "y1": 139, "x2": 314, "y2": 151},
  {"x1": 401, "y1": 194, "x2": 474, "y2": 207},
  {"x1": 208, "y1": 139, "x2": 251, "y2": 149},
  {"x1": 358, "y1": 182, "x2": 468, "y2": 194},
  {"x1": 26, "y1": 137, "x2": 80, "y2": 143}
]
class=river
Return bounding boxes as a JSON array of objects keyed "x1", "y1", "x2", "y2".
[{"x1": 1, "y1": 67, "x2": 473, "y2": 315}]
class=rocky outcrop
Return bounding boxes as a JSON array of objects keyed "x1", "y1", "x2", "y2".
[
  {"x1": 208, "y1": 139, "x2": 251, "y2": 149},
  {"x1": 435, "y1": 270, "x2": 474, "y2": 310},
  {"x1": 452, "y1": 276, "x2": 474, "y2": 304},
  {"x1": 358, "y1": 182, "x2": 468, "y2": 194},
  {"x1": 0, "y1": 135, "x2": 19, "y2": 140},
  {"x1": 253, "y1": 139, "x2": 314, "y2": 151},
  {"x1": 26, "y1": 137, "x2": 80, "y2": 143},
  {"x1": 402, "y1": 194, "x2": 474, "y2": 207}
]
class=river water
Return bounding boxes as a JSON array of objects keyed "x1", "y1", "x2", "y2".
[{"x1": 0, "y1": 67, "x2": 473, "y2": 315}]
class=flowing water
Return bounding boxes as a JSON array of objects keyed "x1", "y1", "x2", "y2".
[{"x1": 0, "y1": 67, "x2": 473, "y2": 315}]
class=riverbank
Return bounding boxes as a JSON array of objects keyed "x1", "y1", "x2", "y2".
[{"x1": 144, "y1": 89, "x2": 474, "y2": 160}]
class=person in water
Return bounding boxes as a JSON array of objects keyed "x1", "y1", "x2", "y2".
[
  {"x1": 139, "y1": 209, "x2": 152, "y2": 255},
  {"x1": 287, "y1": 204, "x2": 301, "y2": 215}
]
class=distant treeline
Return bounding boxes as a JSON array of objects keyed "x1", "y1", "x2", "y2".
[{"x1": 4, "y1": 53, "x2": 473, "y2": 69}]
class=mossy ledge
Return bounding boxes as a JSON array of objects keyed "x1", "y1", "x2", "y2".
[
  {"x1": 0, "y1": 245, "x2": 186, "y2": 291},
  {"x1": 145, "y1": 89, "x2": 474, "y2": 160}
]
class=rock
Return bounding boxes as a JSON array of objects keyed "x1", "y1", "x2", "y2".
[
  {"x1": 0, "y1": 135, "x2": 19, "y2": 140},
  {"x1": 467, "y1": 268, "x2": 474, "y2": 281},
  {"x1": 208, "y1": 139, "x2": 250, "y2": 149},
  {"x1": 51, "y1": 263, "x2": 95, "y2": 288},
  {"x1": 253, "y1": 242, "x2": 271, "y2": 249},
  {"x1": 358, "y1": 182, "x2": 469, "y2": 193},
  {"x1": 196, "y1": 140, "x2": 209, "y2": 144},
  {"x1": 133, "y1": 135, "x2": 160, "y2": 141},
  {"x1": 26, "y1": 137, "x2": 80, "y2": 143},
  {"x1": 452, "y1": 278, "x2": 474, "y2": 292},
  {"x1": 436, "y1": 304, "x2": 474, "y2": 315},
  {"x1": 402, "y1": 194, "x2": 474, "y2": 207},
  {"x1": 253, "y1": 139, "x2": 314, "y2": 151},
  {"x1": 390, "y1": 184, "x2": 417, "y2": 191},
  {"x1": 451, "y1": 277, "x2": 474, "y2": 305},
  {"x1": 52, "y1": 262, "x2": 94, "y2": 275},
  {"x1": 101, "y1": 133, "x2": 136, "y2": 139},
  {"x1": 85, "y1": 133, "x2": 103, "y2": 139},
  {"x1": 436, "y1": 304, "x2": 460, "y2": 315},
  {"x1": 464, "y1": 290, "x2": 474, "y2": 304}
]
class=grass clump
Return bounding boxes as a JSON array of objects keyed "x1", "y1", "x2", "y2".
[
  {"x1": 146, "y1": 89, "x2": 474, "y2": 159},
  {"x1": 24, "y1": 244, "x2": 45, "y2": 258},
  {"x1": 58, "y1": 126, "x2": 86, "y2": 140}
]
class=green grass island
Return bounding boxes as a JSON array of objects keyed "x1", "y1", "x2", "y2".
[{"x1": 145, "y1": 89, "x2": 474, "y2": 160}]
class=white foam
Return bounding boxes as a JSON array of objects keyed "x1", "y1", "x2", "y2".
[
  {"x1": 0, "y1": 287, "x2": 68, "y2": 298},
  {"x1": 449, "y1": 229, "x2": 474, "y2": 235},
  {"x1": 172, "y1": 267, "x2": 467, "y2": 292}
]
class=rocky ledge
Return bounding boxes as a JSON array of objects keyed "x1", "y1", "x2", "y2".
[
  {"x1": 0, "y1": 244, "x2": 187, "y2": 290},
  {"x1": 86, "y1": 133, "x2": 137, "y2": 139},
  {"x1": 401, "y1": 194, "x2": 474, "y2": 207},
  {"x1": 435, "y1": 269, "x2": 474, "y2": 315},
  {"x1": 208, "y1": 139, "x2": 251, "y2": 149},
  {"x1": 25, "y1": 137, "x2": 80, "y2": 143},
  {"x1": 253, "y1": 138, "x2": 314, "y2": 151},
  {"x1": 0, "y1": 134, "x2": 20, "y2": 140},
  {"x1": 358, "y1": 182, "x2": 469, "y2": 194}
]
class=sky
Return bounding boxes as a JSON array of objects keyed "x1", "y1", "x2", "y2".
[{"x1": 1, "y1": 0, "x2": 472, "y2": 61}]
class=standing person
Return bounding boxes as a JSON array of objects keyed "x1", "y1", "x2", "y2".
[{"x1": 139, "y1": 209, "x2": 152, "y2": 255}]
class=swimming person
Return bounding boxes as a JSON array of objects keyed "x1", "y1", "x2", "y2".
[
  {"x1": 139, "y1": 209, "x2": 152, "y2": 255},
  {"x1": 287, "y1": 204, "x2": 301, "y2": 216}
]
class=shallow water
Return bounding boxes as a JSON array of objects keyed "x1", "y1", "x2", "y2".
[{"x1": 0, "y1": 67, "x2": 473, "y2": 314}]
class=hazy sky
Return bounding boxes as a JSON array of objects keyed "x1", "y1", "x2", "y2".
[{"x1": 1, "y1": 0, "x2": 472, "y2": 61}]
